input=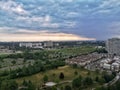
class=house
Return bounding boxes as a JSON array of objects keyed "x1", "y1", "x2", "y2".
[{"x1": 103, "y1": 63, "x2": 111, "y2": 70}]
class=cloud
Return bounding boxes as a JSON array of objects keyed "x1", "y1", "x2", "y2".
[
  {"x1": 0, "y1": 0, "x2": 120, "y2": 40},
  {"x1": 0, "y1": 0, "x2": 29, "y2": 15},
  {"x1": 93, "y1": 9, "x2": 111, "y2": 15},
  {"x1": 16, "y1": 16, "x2": 47, "y2": 23},
  {"x1": 0, "y1": 33, "x2": 95, "y2": 42},
  {"x1": 0, "y1": 27, "x2": 95, "y2": 41},
  {"x1": 44, "y1": 15, "x2": 51, "y2": 22},
  {"x1": 99, "y1": 0, "x2": 120, "y2": 8},
  {"x1": 108, "y1": 21, "x2": 120, "y2": 35},
  {"x1": 92, "y1": 0, "x2": 120, "y2": 16}
]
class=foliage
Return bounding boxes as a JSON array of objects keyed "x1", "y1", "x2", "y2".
[
  {"x1": 74, "y1": 70, "x2": 78, "y2": 76},
  {"x1": 22, "y1": 80, "x2": 35, "y2": 90},
  {"x1": 95, "y1": 48, "x2": 108, "y2": 53},
  {"x1": 72, "y1": 75, "x2": 82, "y2": 88},
  {"x1": 0, "y1": 80, "x2": 18, "y2": 90},
  {"x1": 102, "y1": 73, "x2": 115, "y2": 83},
  {"x1": 43, "y1": 75, "x2": 48, "y2": 83},
  {"x1": 83, "y1": 76, "x2": 93, "y2": 86},
  {"x1": 59, "y1": 72, "x2": 64, "y2": 80},
  {"x1": 64, "y1": 85, "x2": 72, "y2": 90},
  {"x1": 96, "y1": 80, "x2": 120, "y2": 90}
]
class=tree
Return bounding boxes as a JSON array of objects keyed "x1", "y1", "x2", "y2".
[
  {"x1": 95, "y1": 48, "x2": 108, "y2": 53},
  {"x1": 59, "y1": 72, "x2": 64, "y2": 80},
  {"x1": 0, "y1": 57, "x2": 4, "y2": 62},
  {"x1": 72, "y1": 76, "x2": 82, "y2": 88},
  {"x1": 95, "y1": 76, "x2": 99, "y2": 82},
  {"x1": 22, "y1": 80, "x2": 35, "y2": 90},
  {"x1": 112, "y1": 71, "x2": 116, "y2": 76},
  {"x1": 74, "y1": 70, "x2": 78, "y2": 76},
  {"x1": 0, "y1": 78, "x2": 2, "y2": 88},
  {"x1": 9, "y1": 80, "x2": 18, "y2": 90},
  {"x1": 102, "y1": 73, "x2": 114, "y2": 83},
  {"x1": 22, "y1": 79, "x2": 28, "y2": 86},
  {"x1": 108, "y1": 85, "x2": 117, "y2": 90},
  {"x1": 0, "y1": 81, "x2": 9, "y2": 90},
  {"x1": 83, "y1": 77, "x2": 93, "y2": 86},
  {"x1": 27, "y1": 80, "x2": 35, "y2": 90},
  {"x1": 60, "y1": 86, "x2": 64, "y2": 90},
  {"x1": 11, "y1": 60, "x2": 16, "y2": 65},
  {"x1": 98, "y1": 78, "x2": 106, "y2": 84},
  {"x1": 87, "y1": 71, "x2": 91, "y2": 75},
  {"x1": 64, "y1": 85, "x2": 72, "y2": 90},
  {"x1": 95, "y1": 69, "x2": 99, "y2": 74},
  {"x1": 51, "y1": 86, "x2": 57, "y2": 90},
  {"x1": 95, "y1": 86, "x2": 107, "y2": 90},
  {"x1": 72, "y1": 64, "x2": 77, "y2": 68},
  {"x1": 1, "y1": 80, "x2": 18, "y2": 90},
  {"x1": 43, "y1": 75, "x2": 48, "y2": 83},
  {"x1": 52, "y1": 73, "x2": 56, "y2": 77},
  {"x1": 116, "y1": 81, "x2": 120, "y2": 89}
]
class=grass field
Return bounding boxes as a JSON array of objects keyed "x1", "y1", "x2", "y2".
[
  {"x1": 15, "y1": 65, "x2": 100, "y2": 88},
  {"x1": 47, "y1": 46, "x2": 96, "y2": 56}
]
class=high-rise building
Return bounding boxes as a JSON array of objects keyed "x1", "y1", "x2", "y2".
[{"x1": 106, "y1": 38, "x2": 120, "y2": 55}]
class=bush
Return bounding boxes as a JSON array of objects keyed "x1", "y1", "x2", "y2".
[
  {"x1": 64, "y1": 85, "x2": 72, "y2": 90},
  {"x1": 59, "y1": 72, "x2": 64, "y2": 80}
]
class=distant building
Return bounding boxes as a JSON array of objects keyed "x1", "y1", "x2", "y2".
[
  {"x1": 0, "y1": 46, "x2": 13, "y2": 53},
  {"x1": 43, "y1": 41, "x2": 54, "y2": 48},
  {"x1": 19, "y1": 41, "x2": 59, "y2": 49},
  {"x1": 0, "y1": 46, "x2": 5, "y2": 49},
  {"x1": 106, "y1": 38, "x2": 120, "y2": 55},
  {"x1": 19, "y1": 42, "x2": 43, "y2": 49},
  {"x1": 19, "y1": 43, "x2": 32, "y2": 48}
]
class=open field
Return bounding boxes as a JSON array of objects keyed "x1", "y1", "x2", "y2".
[
  {"x1": 15, "y1": 65, "x2": 101, "y2": 87},
  {"x1": 46, "y1": 46, "x2": 96, "y2": 56}
]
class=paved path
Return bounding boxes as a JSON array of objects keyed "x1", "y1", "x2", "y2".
[
  {"x1": 39, "y1": 80, "x2": 72, "y2": 90},
  {"x1": 104, "y1": 72, "x2": 120, "y2": 87}
]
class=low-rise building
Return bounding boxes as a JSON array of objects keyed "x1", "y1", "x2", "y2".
[
  {"x1": 66, "y1": 53, "x2": 104, "y2": 66},
  {"x1": 100, "y1": 56, "x2": 120, "y2": 72},
  {"x1": 103, "y1": 63, "x2": 111, "y2": 70},
  {"x1": 43, "y1": 41, "x2": 54, "y2": 48},
  {"x1": 0, "y1": 46, "x2": 14, "y2": 54},
  {"x1": 19, "y1": 42, "x2": 43, "y2": 49},
  {"x1": 111, "y1": 63, "x2": 119, "y2": 71}
]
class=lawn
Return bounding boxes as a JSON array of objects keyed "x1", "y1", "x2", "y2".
[
  {"x1": 47, "y1": 46, "x2": 96, "y2": 56},
  {"x1": 15, "y1": 65, "x2": 100, "y2": 88}
]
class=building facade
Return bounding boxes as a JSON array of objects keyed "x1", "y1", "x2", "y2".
[
  {"x1": 106, "y1": 38, "x2": 120, "y2": 55},
  {"x1": 19, "y1": 42, "x2": 43, "y2": 48},
  {"x1": 43, "y1": 41, "x2": 54, "y2": 48}
]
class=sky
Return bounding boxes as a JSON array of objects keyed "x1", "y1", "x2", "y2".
[{"x1": 0, "y1": 0, "x2": 120, "y2": 41}]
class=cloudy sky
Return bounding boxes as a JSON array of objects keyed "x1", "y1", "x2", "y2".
[{"x1": 0, "y1": 0, "x2": 120, "y2": 41}]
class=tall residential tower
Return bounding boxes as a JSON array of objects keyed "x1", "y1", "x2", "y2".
[{"x1": 106, "y1": 38, "x2": 120, "y2": 55}]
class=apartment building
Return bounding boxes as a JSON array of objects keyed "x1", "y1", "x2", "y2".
[{"x1": 106, "y1": 38, "x2": 120, "y2": 55}]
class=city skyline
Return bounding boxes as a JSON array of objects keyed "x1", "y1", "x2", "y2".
[{"x1": 0, "y1": 0, "x2": 120, "y2": 41}]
